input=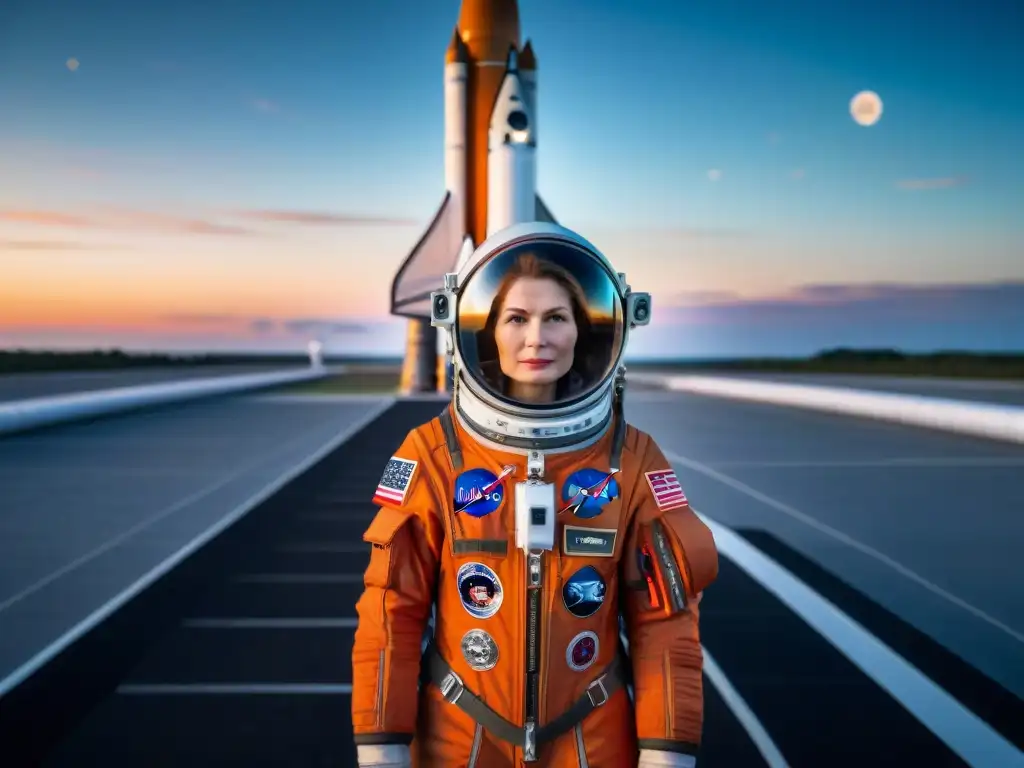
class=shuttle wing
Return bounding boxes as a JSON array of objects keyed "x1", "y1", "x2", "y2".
[
  {"x1": 390, "y1": 192, "x2": 465, "y2": 319},
  {"x1": 390, "y1": 192, "x2": 557, "y2": 319},
  {"x1": 535, "y1": 194, "x2": 557, "y2": 223}
]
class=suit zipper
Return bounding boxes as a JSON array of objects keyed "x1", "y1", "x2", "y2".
[{"x1": 524, "y1": 550, "x2": 542, "y2": 761}]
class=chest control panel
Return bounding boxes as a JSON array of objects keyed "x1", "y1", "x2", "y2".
[{"x1": 515, "y1": 480, "x2": 555, "y2": 551}]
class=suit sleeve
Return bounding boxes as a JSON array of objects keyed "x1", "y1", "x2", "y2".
[
  {"x1": 351, "y1": 430, "x2": 445, "y2": 746},
  {"x1": 619, "y1": 436, "x2": 718, "y2": 756}
]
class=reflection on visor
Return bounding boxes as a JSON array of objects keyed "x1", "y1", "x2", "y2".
[{"x1": 457, "y1": 240, "x2": 624, "y2": 408}]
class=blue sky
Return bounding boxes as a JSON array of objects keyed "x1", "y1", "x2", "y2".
[{"x1": 1, "y1": 0, "x2": 1021, "y2": 357}]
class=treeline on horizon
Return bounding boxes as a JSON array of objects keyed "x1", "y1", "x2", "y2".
[{"x1": 2, "y1": 347, "x2": 1024, "y2": 378}]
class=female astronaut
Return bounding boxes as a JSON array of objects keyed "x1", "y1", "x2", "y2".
[{"x1": 351, "y1": 223, "x2": 718, "y2": 768}]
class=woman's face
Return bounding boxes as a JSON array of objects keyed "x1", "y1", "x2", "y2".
[{"x1": 494, "y1": 276, "x2": 577, "y2": 392}]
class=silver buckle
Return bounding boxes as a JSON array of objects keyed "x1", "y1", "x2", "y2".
[
  {"x1": 523, "y1": 719, "x2": 537, "y2": 761},
  {"x1": 586, "y1": 676, "x2": 609, "y2": 707},
  {"x1": 439, "y1": 670, "x2": 465, "y2": 704}
]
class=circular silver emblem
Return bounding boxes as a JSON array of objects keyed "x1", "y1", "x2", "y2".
[
  {"x1": 566, "y1": 630, "x2": 599, "y2": 672},
  {"x1": 461, "y1": 628, "x2": 499, "y2": 671}
]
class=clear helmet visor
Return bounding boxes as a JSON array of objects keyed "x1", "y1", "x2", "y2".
[{"x1": 456, "y1": 238, "x2": 625, "y2": 409}]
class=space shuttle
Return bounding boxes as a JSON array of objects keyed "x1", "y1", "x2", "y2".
[{"x1": 389, "y1": 0, "x2": 557, "y2": 393}]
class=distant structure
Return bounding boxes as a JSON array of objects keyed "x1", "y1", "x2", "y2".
[
  {"x1": 306, "y1": 339, "x2": 324, "y2": 370},
  {"x1": 390, "y1": 0, "x2": 557, "y2": 393}
]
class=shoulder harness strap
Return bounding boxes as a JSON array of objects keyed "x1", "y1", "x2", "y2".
[
  {"x1": 609, "y1": 377, "x2": 626, "y2": 472},
  {"x1": 438, "y1": 406, "x2": 464, "y2": 472}
]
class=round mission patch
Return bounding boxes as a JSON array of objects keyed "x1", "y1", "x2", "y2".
[{"x1": 457, "y1": 561, "x2": 504, "y2": 619}]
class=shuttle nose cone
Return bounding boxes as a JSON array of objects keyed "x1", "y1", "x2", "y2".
[{"x1": 458, "y1": 0, "x2": 521, "y2": 61}]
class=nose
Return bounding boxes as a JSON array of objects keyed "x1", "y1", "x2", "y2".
[{"x1": 523, "y1": 318, "x2": 545, "y2": 347}]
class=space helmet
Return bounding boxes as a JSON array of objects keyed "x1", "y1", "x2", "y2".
[{"x1": 430, "y1": 222, "x2": 651, "y2": 453}]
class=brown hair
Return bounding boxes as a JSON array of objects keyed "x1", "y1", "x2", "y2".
[{"x1": 476, "y1": 252, "x2": 595, "y2": 399}]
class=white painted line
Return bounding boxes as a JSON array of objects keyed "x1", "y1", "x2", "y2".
[
  {"x1": 0, "y1": 397, "x2": 396, "y2": 699},
  {"x1": 698, "y1": 509, "x2": 1024, "y2": 767},
  {"x1": 0, "y1": 425, "x2": 341, "y2": 617},
  {"x1": 666, "y1": 449, "x2": 1024, "y2": 647},
  {"x1": 703, "y1": 457, "x2": 1024, "y2": 468},
  {"x1": 117, "y1": 683, "x2": 353, "y2": 695},
  {"x1": 701, "y1": 647, "x2": 790, "y2": 768},
  {"x1": 630, "y1": 372, "x2": 1024, "y2": 445},
  {"x1": 633, "y1": 373, "x2": 1024, "y2": 394},
  {"x1": 801, "y1": 376, "x2": 1024, "y2": 393},
  {"x1": 0, "y1": 367, "x2": 331, "y2": 436},
  {"x1": 231, "y1": 573, "x2": 364, "y2": 584},
  {"x1": 276, "y1": 542, "x2": 368, "y2": 554},
  {"x1": 619, "y1": 632, "x2": 788, "y2": 767},
  {"x1": 183, "y1": 618, "x2": 358, "y2": 629}
]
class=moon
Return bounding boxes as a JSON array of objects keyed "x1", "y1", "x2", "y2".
[
  {"x1": 850, "y1": 90, "x2": 882, "y2": 126},
  {"x1": 66, "y1": 57, "x2": 79, "y2": 72}
]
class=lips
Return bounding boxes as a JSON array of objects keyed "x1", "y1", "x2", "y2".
[{"x1": 520, "y1": 359, "x2": 553, "y2": 368}]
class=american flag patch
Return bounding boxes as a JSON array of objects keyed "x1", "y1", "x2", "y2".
[
  {"x1": 644, "y1": 469, "x2": 687, "y2": 511},
  {"x1": 373, "y1": 456, "x2": 418, "y2": 507}
]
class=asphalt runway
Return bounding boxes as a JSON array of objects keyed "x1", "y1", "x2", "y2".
[
  {"x1": 624, "y1": 390, "x2": 1024, "y2": 703},
  {"x1": 1, "y1": 394, "x2": 1020, "y2": 766},
  {"x1": 0, "y1": 364, "x2": 310, "y2": 403},
  {"x1": 0, "y1": 393, "x2": 393, "y2": 693},
  {"x1": 7, "y1": 366, "x2": 1024, "y2": 407}
]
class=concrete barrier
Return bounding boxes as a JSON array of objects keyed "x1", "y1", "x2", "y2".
[
  {"x1": 0, "y1": 367, "x2": 331, "y2": 437},
  {"x1": 627, "y1": 372, "x2": 1024, "y2": 445}
]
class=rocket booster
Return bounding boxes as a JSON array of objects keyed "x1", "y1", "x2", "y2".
[
  {"x1": 391, "y1": 0, "x2": 556, "y2": 392},
  {"x1": 486, "y1": 47, "x2": 535, "y2": 236},
  {"x1": 445, "y1": 0, "x2": 550, "y2": 249}
]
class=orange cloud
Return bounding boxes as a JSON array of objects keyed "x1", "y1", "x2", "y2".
[
  {"x1": 93, "y1": 206, "x2": 254, "y2": 235},
  {"x1": 232, "y1": 209, "x2": 420, "y2": 227},
  {"x1": 160, "y1": 314, "x2": 244, "y2": 326},
  {"x1": 2, "y1": 205, "x2": 418, "y2": 235},
  {"x1": 0, "y1": 206, "x2": 254, "y2": 235},
  {"x1": 894, "y1": 176, "x2": 969, "y2": 190},
  {"x1": 0, "y1": 210, "x2": 93, "y2": 228},
  {"x1": 0, "y1": 239, "x2": 104, "y2": 251}
]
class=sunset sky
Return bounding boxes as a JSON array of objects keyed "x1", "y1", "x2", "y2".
[{"x1": 2, "y1": 0, "x2": 1022, "y2": 358}]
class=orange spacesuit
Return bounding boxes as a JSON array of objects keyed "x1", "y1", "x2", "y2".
[{"x1": 351, "y1": 401, "x2": 718, "y2": 766}]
